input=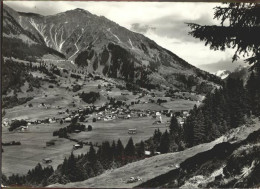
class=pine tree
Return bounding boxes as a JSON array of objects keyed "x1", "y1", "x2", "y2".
[
  {"x1": 67, "y1": 153, "x2": 78, "y2": 182},
  {"x1": 88, "y1": 143, "x2": 97, "y2": 164},
  {"x1": 188, "y1": 3, "x2": 260, "y2": 68},
  {"x1": 92, "y1": 160, "x2": 105, "y2": 175},
  {"x1": 115, "y1": 139, "x2": 124, "y2": 161},
  {"x1": 137, "y1": 140, "x2": 145, "y2": 158},
  {"x1": 169, "y1": 115, "x2": 179, "y2": 135},
  {"x1": 111, "y1": 140, "x2": 116, "y2": 159},
  {"x1": 153, "y1": 128, "x2": 162, "y2": 145},
  {"x1": 124, "y1": 137, "x2": 136, "y2": 158},
  {"x1": 159, "y1": 130, "x2": 170, "y2": 154},
  {"x1": 193, "y1": 110, "x2": 206, "y2": 145}
]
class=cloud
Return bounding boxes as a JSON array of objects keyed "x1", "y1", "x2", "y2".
[{"x1": 130, "y1": 23, "x2": 156, "y2": 33}]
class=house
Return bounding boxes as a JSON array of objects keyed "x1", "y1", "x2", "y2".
[
  {"x1": 145, "y1": 151, "x2": 151, "y2": 156},
  {"x1": 125, "y1": 114, "x2": 131, "y2": 119},
  {"x1": 16, "y1": 126, "x2": 28, "y2": 132},
  {"x1": 65, "y1": 117, "x2": 72, "y2": 123},
  {"x1": 156, "y1": 112, "x2": 162, "y2": 123},
  {"x1": 73, "y1": 143, "x2": 83, "y2": 149},
  {"x1": 128, "y1": 128, "x2": 137, "y2": 134},
  {"x1": 182, "y1": 111, "x2": 189, "y2": 118},
  {"x1": 2, "y1": 119, "x2": 9, "y2": 127},
  {"x1": 43, "y1": 158, "x2": 52, "y2": 164}
]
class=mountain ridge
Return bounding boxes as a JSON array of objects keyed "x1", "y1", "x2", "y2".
[{"x1": 3, "y1": 4, "x2": 222, "y2": 92}]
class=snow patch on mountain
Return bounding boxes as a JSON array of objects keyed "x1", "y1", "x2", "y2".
[
  {"x1": 107, "y1": 28, "x2": 121, "y2": 43},
  {"x1": 128, "y1": 38, "x2": 134, "y2": 49},
  {"x1": 29, "y1": 18, "x2": 48, "y2": 45},
  {"x1": 215, "y1": 70, "x2": 231, "y2": 79}
]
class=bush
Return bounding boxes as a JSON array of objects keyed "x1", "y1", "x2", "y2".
[
  {"x1": 88, "y1": 125, "x2": 93, "y2": 131},
  {"x1": 9, "y1": 120, "x2": 27, "y2": 131},
  {"x1": 72, "y1": 85, "x2": 81, "y2": 92},
  {"x1": 80, "y1": 92, "x2": 100, "y2": 104}
]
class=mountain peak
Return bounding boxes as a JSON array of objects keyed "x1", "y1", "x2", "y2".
[{"x1": 67, "y1": 8, "x2": 91, "y2": 15}]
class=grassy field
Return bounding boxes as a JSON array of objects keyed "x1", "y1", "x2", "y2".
[
  {"x1": 71, "y1": 117, "x2": 169, "y2": 146},
  {"x1": 2, "y1": 116, "x2": 169, "y2": 176},
  {"x1": 2, "y1": 123, "x2": 90, "y2": 176}
]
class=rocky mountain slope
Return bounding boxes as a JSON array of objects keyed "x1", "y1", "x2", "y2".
[{"x1": 3, "y1": 5, "x2": 221, "y2": 92}]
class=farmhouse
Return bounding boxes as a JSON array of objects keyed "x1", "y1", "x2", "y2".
[
  {"x1": 145, "y1": 150, "x2": 151, "y2": 156},
  {"x1": 128, "y1": 128, "x2": 137, "y2": 134},
  {"x1": 73, "y1": 143, "x2": 83, "y2": 149},
  {"x1": 65, "y1": 117, "x2": 72, "y2": 123},
  {"x1": 43, "y1": 158, "x2": 52, "y2": 164}
]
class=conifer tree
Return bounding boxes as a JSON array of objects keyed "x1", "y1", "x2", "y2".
[
  {"x1": 88, "y1": 143, "x2": 97, "y2": 164},
  {"x1": 169, "y1": 115, "x2": 179, "y2": 135},
  {"x1": 159, "y1": 130, "x2": 170, "y2": 153},
  {"x1": 124, "y1": 137, "x2": 136, "y2": 158},
  {"x1": 115, "y1": 139, "x2": 124, "y2": 161}
]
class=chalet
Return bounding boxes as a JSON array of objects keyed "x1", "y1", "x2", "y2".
[
  {"x1": 182, "y1": 111, "x2": 189, "y2": 118},
  {"x1": 65, "y1": 117, "x2": 72, "y2": 123},
  {"x1": 125, "y1": 114, "x2": 131, "y2": 119},
  {"x1": 144, "y1": 151, "x2": 151, "y2": 156},
  {"x1": 73, "y1": 143, "x2": 83, "y2": 149},
  {"x1": 49, "y1": 118, "x2": 56, "y2": 123},
  {"x1": 58, "y1": 111, "x2": 65, "y2": 115},
  {"x1": 128, "y1": 128, "x2": 137, "y2": 134},
  {"x1": 43, "y1": 158, "x2": 52, "y2": 164},
  {"x1": 2, "y1": 119, "x2": 9, "y2": 127},
  {"x1": 78, "y1": 109, "x2": 84, "y2": 113},
  {"x1": 16, "y1": 126, "x2": 28, "y2": 132}
]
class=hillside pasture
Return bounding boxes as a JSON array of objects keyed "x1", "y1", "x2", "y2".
[{"x1": 2, "y1": 123, "x2": 90, "y2": 176}]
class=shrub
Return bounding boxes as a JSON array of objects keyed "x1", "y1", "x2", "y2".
[
  {"x1": 9, "y1": 120, "x2": 27, "y2": 131},
  {"x1": 80, "y1": 92, "x2": 100, "y2": 104},
  {"x1": 72, "y1": 85, "x2": 81, "y2": 92},
  {"x1": 88, "y1": 125, "x2": 93, "y2": 131}
]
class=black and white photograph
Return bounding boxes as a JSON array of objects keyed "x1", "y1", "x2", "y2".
[{"x1": 1, "y1": 1, "x2": 260, "y2": 188}]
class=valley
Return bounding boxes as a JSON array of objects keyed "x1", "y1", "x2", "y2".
[
  {"x1": 2, "y1": 2, "x2": 260, "y2": 188},
  {"x1": 1, "y1": 57, "x2": 201, "y2": 177}
]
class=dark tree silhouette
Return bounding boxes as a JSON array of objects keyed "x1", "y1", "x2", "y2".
[{"x1": 187, "y1": 3, "x2": 260, "y2": 68}]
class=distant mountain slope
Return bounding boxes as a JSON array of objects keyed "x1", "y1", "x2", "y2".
[
  {"x1": 198, "y1": 60, "x2": 246, "y2": 73},
  {"x1": 2, "y1": 6, "x2": 65, "y2": 61},
  {"x1": 3, "y1": 5, "x2": 222, "y2": 92},
  {"x1": 215, "y1": 70, "x2": 231, "y2": 79}
]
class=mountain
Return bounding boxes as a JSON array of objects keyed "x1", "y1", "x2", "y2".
[
  {"x1": 2, "y1": 6, "x2": 65, "y2": 61},
  {"x1": 198, "y1": 59, "x2": 246, "y2": 73},
  {"x1": 2, "y1": 5, "x2": 221, "y2": 92},
  {"x1": 215, "y1": 70, "x2": 231, "y2": 79}
]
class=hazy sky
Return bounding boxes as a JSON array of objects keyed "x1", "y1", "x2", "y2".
[{"x1": 4, "y1": 1, "x2": 240, "y2": 69}]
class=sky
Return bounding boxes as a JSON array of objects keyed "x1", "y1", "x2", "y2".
[{"x1": 4, "y1": 1, "x2": 244, "y2": 72}]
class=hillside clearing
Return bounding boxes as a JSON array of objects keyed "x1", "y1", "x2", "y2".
[{"x1": 49, "y1": 119, "x2": 260, "y2": 188}]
